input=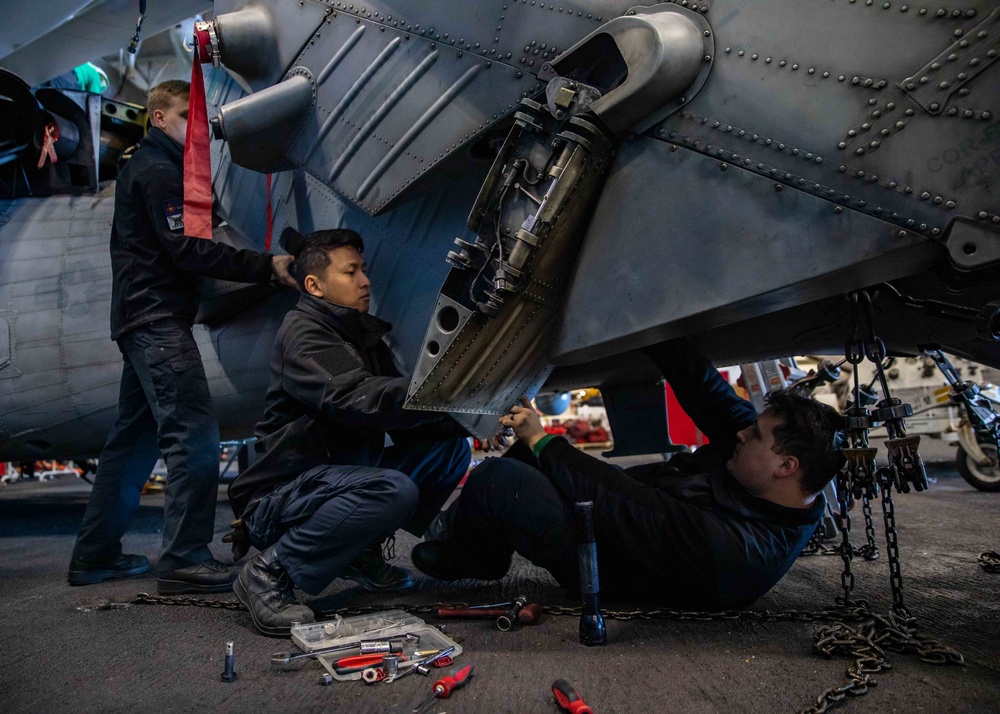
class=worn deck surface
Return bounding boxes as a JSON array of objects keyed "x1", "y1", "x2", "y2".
[{"x1": 1, "y1": 454, "x2": 998, "y2": 713}]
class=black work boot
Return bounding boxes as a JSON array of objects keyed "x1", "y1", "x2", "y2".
[
  {"x1": 342, "y1": 537, "x2": 413, "y2": 592},
  {"x1": 233, "y1": 545, "x2": 315, "y2": 637},
  {"x1": 156, "y1": 558, "x2": 238, "y2": 594},
  {"x1": 68, "y1": 553, "x2": 150, "y2": 586}
]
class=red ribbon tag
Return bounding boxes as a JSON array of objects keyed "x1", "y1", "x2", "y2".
[
  {"x1": 37, "y1": 122, "x2": 59, "y2": 168},
  {"x1": 183, "y1": 45, "x2": 213, "y2": 239}
]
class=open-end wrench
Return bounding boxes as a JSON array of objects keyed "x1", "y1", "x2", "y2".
[{"x1": 271, "y1": 639, "x2": 404, "y2": 665}]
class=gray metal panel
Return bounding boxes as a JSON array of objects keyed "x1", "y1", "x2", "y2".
[
  {"x1": 0, "y1": 194, "x2": 289, "y2": 459},
  {"x1": 0, "y1": 194, "x2": 121, "y2": 454},
  {"x1": 281, "y1": 10, "x2": 541, "y2": 214},
  {"x1": 651, "y1": 0, "x2": 1000, "y2": 244},
  {"x1": 209, "y1": 68, "x2": 488, "y2": 375},
  {"x1": 312, "y1": 0, "x2": 645, "y2": 69},
  {"x1": 0, "y1": 0, "x2": 211, "y2": 86},
  {"x1": 0, "y1": 0, "x2": 91, "y2": 58},
  {"x1": 552, "y1": 137, "x2": 935, "y2": 364},
  {"x1": 214, "y1": 0, "x2": 331, "y2": 91}
]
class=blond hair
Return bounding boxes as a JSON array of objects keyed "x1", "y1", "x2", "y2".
[{"x1": 147, "y1": 80, "x2": 190, "y2": 115}]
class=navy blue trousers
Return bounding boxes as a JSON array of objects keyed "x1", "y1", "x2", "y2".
[
  {"x1": 246, "y1": 437, "x2": 470, "y2": 595},
  {"x1": 72, "y1": 319, "x2": 220, "y2": 570}
]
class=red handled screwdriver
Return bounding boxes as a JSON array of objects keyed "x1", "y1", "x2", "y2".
[
  {"x1": 412, "y1": 663, "x2": 474, "y2": 714},
  {"x1": 552, "y1": 679, "x2": 593, "y2": 714}
]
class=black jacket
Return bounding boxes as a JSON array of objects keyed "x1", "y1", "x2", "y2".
[
  {"x1": 538, "y1": 438, "x2": 823, "y2": 608},
  {"x1": 535, "y1": 341, "x2": 824, "y2": 608},
  {"x1": 110, "y1": 127, "x2": 274, "y2": 340},
  {"x1": 229, "y1": 293, "x2": 462, "y2": 517}
]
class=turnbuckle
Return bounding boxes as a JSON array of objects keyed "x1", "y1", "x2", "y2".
[{"x1": 884, "y1": 435, "x2": 928, "y2": 493}]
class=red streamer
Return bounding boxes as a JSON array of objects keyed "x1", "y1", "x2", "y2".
[{"x1": 183, "y1": 42, "x2": 213, "y2": 239}]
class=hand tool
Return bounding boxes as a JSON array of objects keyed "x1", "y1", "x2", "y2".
[
  {"x1": 220, "y1": 641, "x2": 237, "y2": 683},
  {"x1": 271, "y1": 639, "x2": 403, "y2": 665},
  {"x1": 436, "y1": 602, "x2": 543, "y2": 629},
  {"x1": 552, "y1": 679, "x2": 593, "y2": 714},
  {"x1": 414, "y1": 645, "x2": 457, "y2": 676},
  {"x1": 332, "y1": 653, "x2": 406, "y2": 675},
  {"x1": 497, "y1": 596, "x2": 528, "y2": 630},
  {"x1": 412, "y1": 663, "x2": 474, "y2": 714},
  {"x1": 575, "y1": 501, "x2": 607, "y2": 646}
]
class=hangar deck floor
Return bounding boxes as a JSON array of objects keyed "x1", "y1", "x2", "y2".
[{"x1": 1, "y1": 460, "x2": 997, "y2": 714}]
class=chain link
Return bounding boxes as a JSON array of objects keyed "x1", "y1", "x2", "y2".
[
  {"x1": 878, "y1": 468, "x2": 909, "y2": 618},
  {"x1": 979, "y1": 550, "x2": 1000, "y2": 573},
  {"x1": 125, "y1": 591, "x2": 962, "y2": 714},
  {"x1": 859, "y1": 496, "x2": 879, "y2": 561}
]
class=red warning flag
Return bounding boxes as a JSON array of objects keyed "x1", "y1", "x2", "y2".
[{"x1": 183, "y1": 36, "x2": 213, "y2": 239}]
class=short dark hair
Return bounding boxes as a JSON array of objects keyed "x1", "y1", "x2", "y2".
[
  {"x1": 764, "y1": 390, "x2": 847, "y2": 494},
  {"x1": 290, "y1": 228, "x2": 365, "y2": 284},
  {"x1": 147, "y1": 80, "x2": 190, "y2": 115}
]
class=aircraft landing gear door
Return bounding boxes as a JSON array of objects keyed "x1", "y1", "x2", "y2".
[{"x1": 405, "y1": 5, "x2": 714, "y2": 437}]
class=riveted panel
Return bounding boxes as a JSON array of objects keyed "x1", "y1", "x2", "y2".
[
  {"x1": 651, "y1": 0, "x2": 1000, "y2": 246},
  {"x1": 553, "y1": 137, "x2": 937, "y2": 365},
  {"x1": 282, "y1": 11, "x2": 541, "y2": 214},
  {"x1": 315, "y1": 0, "x2": 646, "y2": 71}
]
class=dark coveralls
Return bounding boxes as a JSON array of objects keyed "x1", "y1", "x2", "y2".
[
  {"x1": 228, "y1": 293, "x2": 470, "y2": 595},
  {"x1": 71, "y1": 127, "x2": 275, "y2": 570},
  {"x1": 441, "y1": 340, "x2": 824, "y2": 609}
]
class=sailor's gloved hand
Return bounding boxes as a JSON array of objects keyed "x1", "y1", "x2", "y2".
[{"x1": 222, "y1": 518, "x2": 252, "y2": 561}]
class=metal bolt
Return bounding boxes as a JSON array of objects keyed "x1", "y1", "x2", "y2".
[
  {"x1": 320, "y1": 673, "x2": 334, "y2": 686},
  {"x1": 221, "y1": 641, "x2": 237, "y2": 683}
]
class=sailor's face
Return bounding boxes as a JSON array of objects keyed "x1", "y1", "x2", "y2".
[
  {"x1": 727, "y1": 409, "x2": 786, "y2": 494},
  {"x1": 154, "y1": 95, "x2": 189, "y2": 147},
  {"x1": 306, "y1": 246, "x2": 372, "y2": 313}
]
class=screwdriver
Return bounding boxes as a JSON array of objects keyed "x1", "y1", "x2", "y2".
[
  {"x1": 552, "y1": 679, "x2": 593, "y2": 714},
  {"x1": 412, "y1": 663, "x2": 474, "y2": 714}
]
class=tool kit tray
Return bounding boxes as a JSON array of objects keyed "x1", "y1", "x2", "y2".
[{"x1": 291, "y1": 610, "x2": 463, "y2": 683}]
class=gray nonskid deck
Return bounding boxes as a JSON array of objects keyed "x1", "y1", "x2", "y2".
[{"x1": 1, "y1": 465, "x2": 997, "y2": 713}]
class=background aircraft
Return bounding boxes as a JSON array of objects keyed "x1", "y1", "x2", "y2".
[{"x1": 1, "y1": 0, "x2": 999, "y2": 461}]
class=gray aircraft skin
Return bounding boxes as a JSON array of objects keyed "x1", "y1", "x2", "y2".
[{"x1": 2, "y1": 0, "x2": 999, "y2": 460}]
